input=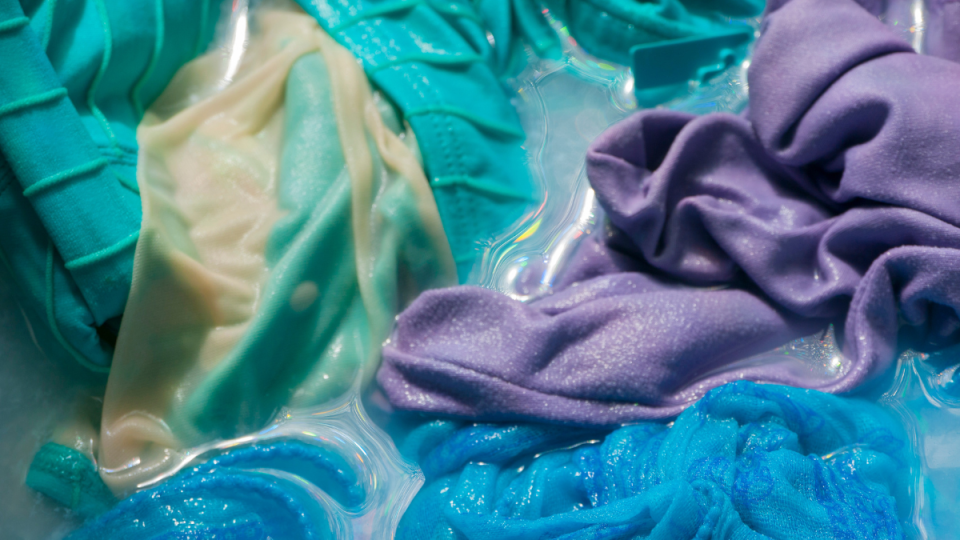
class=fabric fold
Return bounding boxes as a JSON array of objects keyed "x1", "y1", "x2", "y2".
[{"x1": 378, "y1": 0, "x2": 960, "y2": 425}]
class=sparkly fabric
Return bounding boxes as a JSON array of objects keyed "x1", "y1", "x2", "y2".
[
  {"x1": 66, "y1": 440, "x2": 361, "y2": 540},
  {"x1": 378, "y1": 0, "x2": 960, "y2": 425},
  {"x1": 397, "y1": 382, "x2": 914, "y2": 540}
]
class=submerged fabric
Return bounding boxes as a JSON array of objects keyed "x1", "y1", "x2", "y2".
[
  {"x1": 68, "y1": 440, "x2": 361, "y2": 540},
  {"x1": 0, "y1": 0, "x2": 217, "y2": 368},
  {"x1": 398, "y1": 382, "x2": 914, "y2": 540},
  {"x1": 379, "y1": 0, "x2": 960, "y2": 425},
  {"x1": 95, "y1": 9, "x2": 455, "y2": 493},
  {"x1": 26, "y1": 443, "x2": 116, "y2": 519},
  {"x1": 546, "y1": 0, "x2": 764, "y2": 66},
  {"x1": 294, "y1": 0, "x2": 536, "y2": 276}
]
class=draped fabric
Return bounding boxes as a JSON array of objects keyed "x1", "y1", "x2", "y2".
[
  {"x1": 377, "y1": 0, "x2": 960, "y2": 425},
  {"x1": 396, "y1": 382, "x2": 914, "y2": 540},
  {"x1": 94, "y1": 8, "x2": 455, "y2": 493}
]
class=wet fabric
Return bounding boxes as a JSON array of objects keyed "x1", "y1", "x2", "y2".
[
  {"x1": 95, "y1": 8, "x2": 455, "y2": 493},
  {"x1": 397, "y1": 381, "x2": 915, "y2": 540},
  {"x1": 67, "y1": 440, "x2": 361, "y2": 540},
  {"x1": 0, "y1": 0, "x2": 217, "y2": 369},
  {"x1": 26, "y1": 443, "x2": 116, "y2": 519},
  {"x1": 294, "y1": 0, "x2": 536, "y2": 276},
  {"x1": 544, "y1": 0, "x2": 764, "y2": 66},
  {"x1": 378, "y1": 0, "x2": 960, "y2": 425}
]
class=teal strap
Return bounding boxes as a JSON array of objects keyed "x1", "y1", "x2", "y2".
[
  {"x1": 22, "y1": 158, "x2": 110, "y2": 198},
  {"x1": 45, "y1": 243, "x2": 110, "y2": 373},
  {"x1": 88, "y1": 0, "x2": 120, "y2": 153},
  {"x1": 64, "y1": 231, "x2": 139, "y2": 271},
  {"x1": 0, "y1": 87, "x2": 68, "y2": 118},
  {"x1": 0, "y1": 15, "x2": 28, "y2": 33},
  {"x1": 404, "y1": 105, "x2": 526, "y2": 138}
]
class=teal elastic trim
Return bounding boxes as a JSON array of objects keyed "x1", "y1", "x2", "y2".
[
  {"x1": 45, "y1": 243, "x2": 110, "y2": 373},
  {"x1": 405, "y1": 105, "x2": 526, "y2": 138},
  {"x1": 193, "y1": 0, "x2": 210, "y2": 56},
  {"x1": 432, "y1": 175, "x2": 532, "y2": 200},
  {"x1": 131, "y1": 0, "x2": 165, "y2": 118},
  {"x1": 22, "y1": 158, "x2": 110, "y2": 198},
  {"x1": 0, "y1": 88, "x2": 68, "y2": 118},
  {"x1": 368, "y1": 53, "x2": 484, "y2": 74},
  {"x1": 42, "y1": 0, "x2": 59, "y2": 49},
  {"x1": 0, "y1": 15, "x2": 28, "y2": 34},
  {"x1": 326, "y1": 0, "x2": 422, "y2": 33},
  {"x1": 88, "y1": 0, "x2": 120, "y2": 154},
  {"x1": 64, "y1": 230, "x2": 139, "y2": 271}
]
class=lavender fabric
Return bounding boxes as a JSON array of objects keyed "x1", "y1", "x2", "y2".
[{"x1": 377, "y1": 0, "x2": 960, "y2": 426}]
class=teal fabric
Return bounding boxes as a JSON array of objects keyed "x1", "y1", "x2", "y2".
[
  {"x1": 545, "y1": 0, "x2": 764, "y2": 66},
  {"x1": 25, "y1": 443, "x2": 116, "y2": 518},
  {"x1": 398, "y1": 381, "x2": 915, "y2": 539},
  {"x1": 295, "y1": 0, "x2": 537, "y2": 277},
  {"x1": 0, "y1": 0, "x2": 217, "y2": 368}
]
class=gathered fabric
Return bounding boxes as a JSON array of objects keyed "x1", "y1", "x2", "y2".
[
  {"x1": 93, "y1": 7, "x2": 454, "y2": 493},
  {"x1": 294, "y1": 0, "x2": 536, "y2": 277},
  {"x1": 0, "y1": 0, "x2": 217, "y2": 369},
  {"x1": 378, "y1": 0, "x2": 960, "y2": 425},
  {"x1": 396, "y1": 381, "x2": 915, "y2": 540}
]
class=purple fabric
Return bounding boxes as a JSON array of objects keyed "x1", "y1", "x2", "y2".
[{"x1": 377, "y1": 0, "x2": 960, "y2": 425}]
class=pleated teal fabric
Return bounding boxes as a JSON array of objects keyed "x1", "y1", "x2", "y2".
[
  {"x1": 398, "y1": 381, "x2": 915, "y2": 539},
  {"x1": 295, "y1": 0, "x2": 537, "y2": 276},
  {"x1": 0, "y1": 0, "x2": 217, "y2": 368}
]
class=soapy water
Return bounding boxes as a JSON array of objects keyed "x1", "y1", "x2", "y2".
[{"x1": 0, "y1": 0, "x2": 958, "y2": 538}]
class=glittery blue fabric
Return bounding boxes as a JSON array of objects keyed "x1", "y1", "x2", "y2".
[
  {"x1": 397, "y1": 381, "x2": 915, "y2": 540},
  {"x1": 295, "y1": 0, "x2": 536, "y2": 276},
  {"x1": 67, "y1": 440, "x2": 363, "y2": 540}
]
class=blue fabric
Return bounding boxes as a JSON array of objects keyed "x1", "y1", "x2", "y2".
[
  {"x1": 398, "y1": 381, "x2": 915, "y2": 539},
  {"x1": 0, "y1": 0, "x2": 217, "y2": 368},
  {"x1": 295, "y1": 0, "x2": 536, "y2": 276},
  {"x1": 67, "y1": 440, "x2": 362, "y2": 540}
]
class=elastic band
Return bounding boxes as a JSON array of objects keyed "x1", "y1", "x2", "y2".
[
  {"x1": 45, "y1": 243, "x2": 111, "y2": 373},
  {"x1": 405, "y1": 105, "x2": 526, "y2": 138},
  {"x1": 131, "y1": 0, "x2": 165, "y2": 118},
  {"x1": 432, "y1": 175, "x2": 532, "y2": 200},
  {"x1": 0, "y1": 15, "x2": 28, "y2": 34},
  {"x1": 368, "y1": 53, "x2": 484, "y2": 74},
  {"x1": 88, "y1": 0, "x2": 120, "y2": 153},
  {"x1": 22, "y1": 158, "x2": 110, "y2": 198},
  {"x1": 42, "y1": 0, "x2": 59, "y2": 49},
  {"x1": 64, "y1": 231, "x2": 139, "y2": 271},
  {"x1": 0, "y1": 88, "x2": 68, "y2": 118}
]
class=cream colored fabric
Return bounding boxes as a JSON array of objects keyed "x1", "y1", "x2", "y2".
[{"x1": 97, "y1": 8, "x2": 455, "y2": 493}]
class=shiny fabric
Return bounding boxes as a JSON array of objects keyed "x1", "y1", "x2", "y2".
[
  {"x1": 546, "y1": 0, "x2": 764, "y2": 66},
  {"x1": 95, "y1": 8, "x2": 455, "y2": 493},
  {"x1": 0, "y1": 0, "x2": 217, "y2": 368},
  {"x1": 67, "y1": 440, "x2": 359, "y2": 540},
  {"x1": 397, "y1": 381, "x2": 914, "y2": 540},
  {"x1": 378, "y1": 0, "x2": 960, "y2": 425},
  {"x1": 294, "y1": 0, "x2": 536, "y2": 276}
]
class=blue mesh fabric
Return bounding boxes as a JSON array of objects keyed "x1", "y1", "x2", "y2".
[
  {"x1": 397, "y1": 381, "x2": 915, "y2": 539},
  {"x1": 67, "y1": 440, "x2": 362, "y2": 540}
]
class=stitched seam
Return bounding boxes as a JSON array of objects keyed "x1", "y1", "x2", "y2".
[
  {"x1": 0, "y1": 15, "x2": 28, "y2": 34},
  {"x1": 88, "y1": 0, "x2": 120, "y2": 156},
  {"x1": 64, "y1": 230, "x2": 139, "y2": 270},
  {"x1": 0, "y1": 88, "x2": 68, "y2": 118},
  {"x1": 367, "y1": 52, "x2": 483, "y2": 74},
  {"x1": 42, "y1": 0, "x2": 58, "y2": 49},
  {"x1": 131, "y1": 0, "x2": 165, "y2": 118},
  {"x1": 432, "y1": 175, "x2": 531, "y2": 200},
  {"x1": 22, "y1": 157, "x2": 109, "y2": 198}
]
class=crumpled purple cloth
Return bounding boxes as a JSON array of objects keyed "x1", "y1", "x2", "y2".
[{"x1": 377, "y1": 0, "x2": 960, "y2": 425}]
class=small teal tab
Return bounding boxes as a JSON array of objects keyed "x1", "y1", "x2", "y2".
[{"x1": 631, "y1": 29, "x2": 753, "y2": 106}]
